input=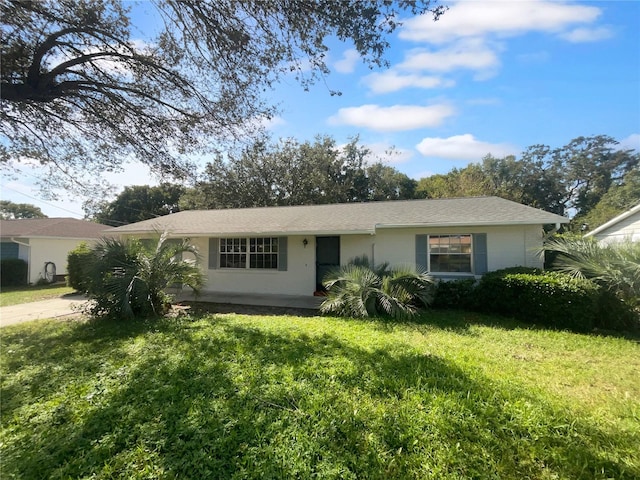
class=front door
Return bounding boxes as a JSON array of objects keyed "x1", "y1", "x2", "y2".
[{"x1": 316, "y1": 236, "x2": 340, "y2": 291}]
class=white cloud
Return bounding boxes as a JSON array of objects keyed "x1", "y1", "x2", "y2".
[
  {"x1": 334, "y1": 49, "x2": 360, "y2": 73},
  {"x1": 362, "y1": 71, "x2": 454, "y2": 94},
  {"x1": 328, "y1": 104, "x2": 455, "y2": 132},
  {"x1": 560, "y1": 26, "x2": 614, "y2": 43},
  {"x1": 618, "y1": 133, "x2": 640, "y2": 152},
  {"x1": 416, "y1": 134, "x2": 518, "y2": 161},
  {"x1": 400, "y1": 0, "x2": 603, "y2": 44},
  {"x1": 398, "y1": 39, "x2": 500, "y2": 74}
]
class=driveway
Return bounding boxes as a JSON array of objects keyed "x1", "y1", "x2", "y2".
[{"x1": 0, "y1": 294, "x2": 88, "y2": 327}]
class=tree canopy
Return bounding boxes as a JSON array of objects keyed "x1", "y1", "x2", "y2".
[
  {"x1": 179, "y1": 136, "x2": 417, "y2": 210},
  {"x1": 91, "y1": 183, "x2": 186, "y2": 226},
  {"x1": 0, "y1": 0, "x2": 445, "y2": 195},
  {"x1": 417, "y1": 135, "x2": 638, "y2": 222},
  {"x1": 0, "y1": 200, "x2": 47, "y2": 219}
]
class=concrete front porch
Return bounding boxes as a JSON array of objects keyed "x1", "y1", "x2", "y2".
[{"x1": 172, "y1": 290, "x2": 324, "y2": 310}]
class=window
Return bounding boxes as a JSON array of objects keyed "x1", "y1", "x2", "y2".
[
  {"x1": 219, "y1": 237, "x2": 279, "y2": 269},
  {"x1": 428, "y1": 234, "x2": 472, "y2": 273}
]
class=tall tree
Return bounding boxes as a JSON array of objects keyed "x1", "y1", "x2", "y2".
[
  {"x1": 1, "y1": 0, "x2": 445, "y2": 195},
  {"x1": 0, "y1": 200, "x2": 47, "y2": 219},
  {"x1": 417, "y1": 135, "x2": 638, "y2": 218},
  {"x1": 179, "y1": 136, "x2": 417, "y2": 210},
  {"x1": 90, "y1": 183, "x2": 186, "y2": 226},
  {"x1": 574, "y1": 168, "x2": 640, "y2": 232}
]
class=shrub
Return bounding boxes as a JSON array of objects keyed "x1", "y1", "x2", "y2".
[
  {"x1": 66, "y1": 242, "x2": 93, "y2": 291},
  {"x1": 431, "y1": 278, "x2": 477, "y2": 310},
  {"x1": 0, "y1": 258, "x2": 28, "y2": 287},
  {"x1": 86, "y1": 233, "x2": 204, "y2": 320},
  {"x1": 321, "y1": 257, "x2": 435, "y2": 320},
  {"x1": 473, "y1": 268, "x2": 601, "y2": 332}
]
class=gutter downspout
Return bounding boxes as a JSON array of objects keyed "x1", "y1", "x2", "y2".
[
  {"x1": 11, "y1": 237, "x2": 32, "y2": 284},
  {"x1": 543, "y1": 222, "x2": 562, "y2": 241}
]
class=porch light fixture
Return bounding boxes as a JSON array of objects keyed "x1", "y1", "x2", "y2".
[{"x1": 303, "y1": 238, "x2": 308, "y2": 248}]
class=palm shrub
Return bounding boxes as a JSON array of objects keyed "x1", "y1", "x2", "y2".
[
  {"x1": 543, "y1": 236, "x2": 640, "y2": 315},
  {"x1": 86, "y1": 232, "x2": 204, "y2": 319},
  {"x1": 320, "y1": 256, "x2": 435, "y2": 319}
]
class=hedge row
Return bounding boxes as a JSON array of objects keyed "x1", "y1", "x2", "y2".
[
  {"x1": 1, "y1": 259, "x2": 28, "y2": 287},
  {"x1": 432, "y1": 267, "x2": 638, "y2": 333}
]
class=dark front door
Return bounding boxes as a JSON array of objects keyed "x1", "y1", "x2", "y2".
[{"x1": 316, "y1": 236, "x2": 340, "y2": 291}]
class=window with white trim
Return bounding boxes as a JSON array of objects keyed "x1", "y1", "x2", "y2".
[
  {"x1": 429, "y1": 234, "x2": 472, "y2": 273},
  {"x1": 219, "y1": 237, "x2": 279, "y2": 269}
]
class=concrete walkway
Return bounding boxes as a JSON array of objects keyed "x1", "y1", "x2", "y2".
[{"x1": 0, "y1": 294, "x2": 88, "y2": 327}]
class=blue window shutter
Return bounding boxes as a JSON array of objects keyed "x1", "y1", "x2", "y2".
[
  {"x1": 0, "y1": 242, "x2": 19, "y2": 260},
  {"x1": 278, "y1": 237, "x2": 288, "y2": 271},
  {"x1": 473, "y1": 233, "x2": 488, "y2": 275},
  {"x1": 415, "y1": 235, "x2": 428, "y2": 270},
  {"x1": 208, "y1": 238, "x2": 219, "y2": 269}
]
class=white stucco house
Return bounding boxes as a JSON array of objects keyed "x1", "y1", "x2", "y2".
[
  {"x1": 584, "y1": 203, "x2": 640, "y2": 244},
  {"x1": 108, "y1": 196, "x2": 568, "y2": 298},
  {"x1": 0, "y1": 218, "x2": 108, "y2": 284}
]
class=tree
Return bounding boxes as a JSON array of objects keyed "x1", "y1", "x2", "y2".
[
  {"x1": 416, "y1": 135, "x2": 638, "y2": 218},
  {"x1": 0, "y1": 200, "x2": 47, "y2": 219},
  {"x1": 86, "y1": 232, "x2": 204, "y2": 319},
  {"x1": 90, "y1": 183, "x2": 186, "y2": 226},
  {"x1": 573, "y1": 168, "x2": 640, "y2": 232},
  {"x1": 179, "y1": 136, "x2": 417, "y2": 209},
  {"x1": 1, "y1": 0, "x2": 445, "y2": 195}
]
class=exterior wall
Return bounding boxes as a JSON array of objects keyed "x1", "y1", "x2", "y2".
[
  {"x1": 199, "y1": 235, "x2": 317, "y2": 296},
  {"x1": 593, "y1": 211, "x2": 640, "y2": 244},
  {"x1": 375, "y1": 225, "x2": 544, "y2": 273},
  {"x1": 27, "y1": 238, "x2": 93, "y2": 284},
  {"x1": 196, "y1": 225, "x2": 545, "y2": 297}
]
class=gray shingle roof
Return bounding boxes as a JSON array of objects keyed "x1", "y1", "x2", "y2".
[
  {"x1": 0, "y1": 218, "x2": 109, "y2": 239},
  {"x1": 108, "y1": 197, "x2": 568, "y2": 237}
]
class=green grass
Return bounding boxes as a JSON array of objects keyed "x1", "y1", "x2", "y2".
[
  {"x1": 0, "y1": 283, "x2": 76, "y2": 307},
  {"x1": 1, "y1": 311, "x2": 638, "y2": 479}
]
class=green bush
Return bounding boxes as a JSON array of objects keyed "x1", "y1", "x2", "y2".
[
  {"x1": 66, "y1": 242, "x2": 93, "y2": 292},
  {"x1": 473, "y1": 268, "x2": 601, "y2": 332},
  {"x1": 0, "y1": 258, "x2": 28, "y2": 287},
  {"x1": 431, "y1": 278, "x2": 477, "y2": 310}
]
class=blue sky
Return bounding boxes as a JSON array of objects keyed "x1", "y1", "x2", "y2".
[{"x1": 2, "y1": 0, "x2": 639, "y2": 218}]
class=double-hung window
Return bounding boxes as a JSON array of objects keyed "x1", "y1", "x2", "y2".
[
  {"x1": 428, "y1": 234, "x2": 472, "y2": 273},
  {"x1": 219, "y1": 237, "x2": 279, "y2": 270}
]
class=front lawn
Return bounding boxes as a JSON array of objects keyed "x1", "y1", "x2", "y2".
[
  {"x1": 1, "y1": 311, "x2": 638, "y2": 479},
  {"x1": 0, "y1": 283, "x2": 76, "y2": 307}
]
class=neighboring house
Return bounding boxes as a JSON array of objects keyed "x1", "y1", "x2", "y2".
[
  {"x1": 108, "y1": 196, "x2": 568, "y2": 297},
  {"x1": 0, "y1": 218, "x2": 108, "y2": 284},
  {"x1": 584, "y1": 203, "x2": 640, "y2": 244}
]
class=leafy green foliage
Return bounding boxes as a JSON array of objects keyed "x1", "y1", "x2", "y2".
[
  {"x1": 86, "y1": 233, "x2": 204, "y2": 319},
  {"x1": 89, "y1": 183, "x2": 186, "y2": 226},
  {"x1": 416, "y1": 135, "x2": 638, "y2": 219},
  {"x1": 0, "y1": 200, "x2": 47, "y2": 219},
  {"x1": 1, "y1": 0, "x2": 444, "y2": 195},
  {"x1": 180, "y1": 136, "x2": 417, "y2": 209},
  {"x1": 544, "y1": 236, "x2": 640, "y2": 320},
  {"x1": 66, "y1": 242, "x2": 92, "y2": 291},
  {"x1": 431, "y1": 278, "x2": 477, "y2": 310},
  {"x1": 0, "y1": 258, "x2": 27, "y2": 287},
  {"x1": 1, "y1": 314, "x2": 639, "y2": 479},
  {"x1": 321, "y1": 257, "x2": 434, "y2": 319},
  {"x1": 473, "y1": 267, "x2": 637, "y2": 332}
]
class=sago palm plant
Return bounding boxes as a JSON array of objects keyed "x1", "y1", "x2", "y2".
[
  {"x1": 87, "y1": 232, "x2": 204, "y2": 319},
  {"x1": 543, "y1": 236, "x2": 640, "y2": 311},
  {"x1": 320, "y1": 257, "x2": 434, "y2": 319}
]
